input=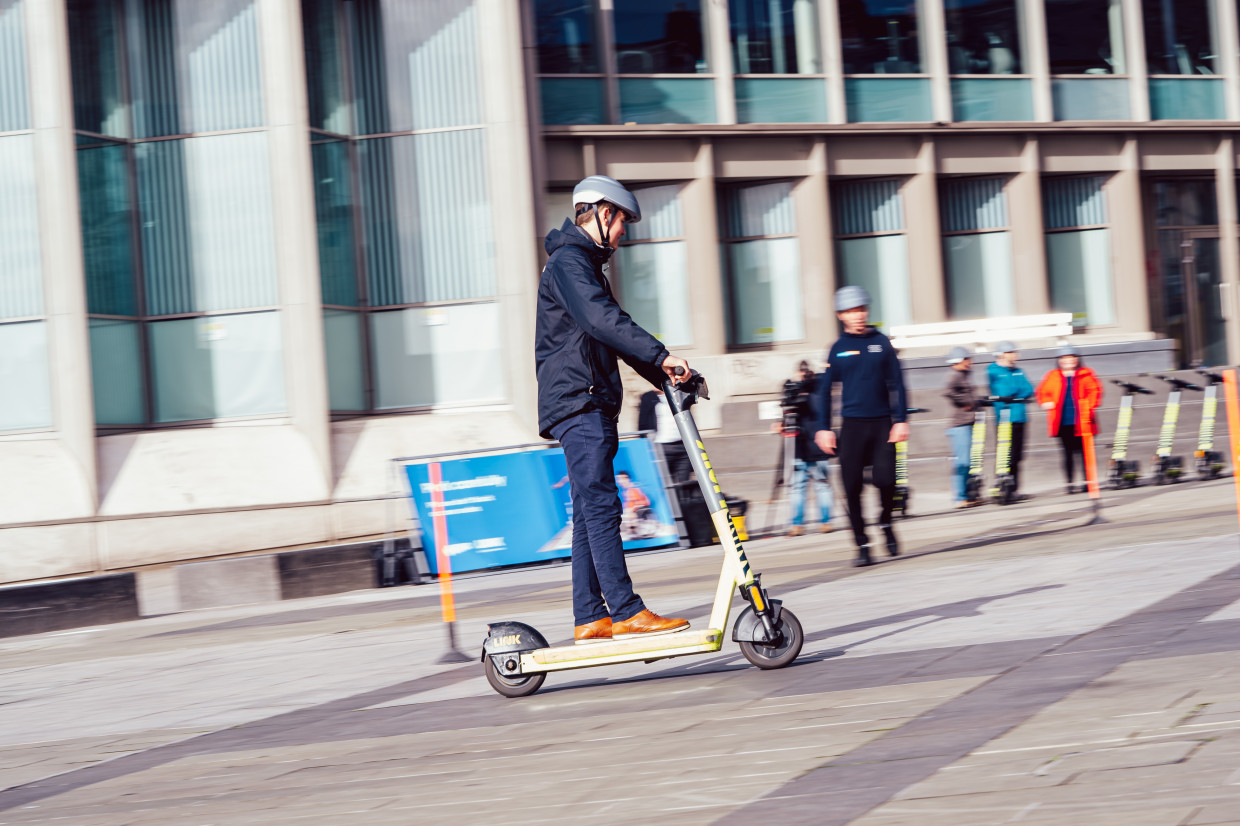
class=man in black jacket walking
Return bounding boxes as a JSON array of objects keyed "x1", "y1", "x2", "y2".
[
  {"x1": 536, "y1": 175, "x2": 690, "y2": 645},
  {"x1": 811, "y1": 286, "x2": 909, "y2": 567}
]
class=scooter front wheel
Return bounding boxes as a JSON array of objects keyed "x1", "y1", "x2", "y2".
[
  {"x1": 738, "y1": 608, "x2": 804, "y2": 670},
  {"x1": 484, "y1": 657, "x2": 547, "y2": 698}
]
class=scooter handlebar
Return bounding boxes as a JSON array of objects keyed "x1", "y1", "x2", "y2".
[
  {"x1": 1157, "y1": 375, "x2": 1203, "y2": 392},
  {"x1": 1199, "y1": 369, "x2": 1225, "y2": 384},
  {"x1": 1113, "y1": 380, "x2": 1154, "y2": 394}
]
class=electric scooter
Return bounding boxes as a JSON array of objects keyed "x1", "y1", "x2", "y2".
[
  {"x1": 988, "y1": 396, "x2": 1028, "y2": 505},
  {"x1": 892, "y1": 407, "x2": 929, "y2": 518},
  {"x1": 1152, "y1": 375, "x2": 1203, "y2": 485},
  {"x1": 964, "y1": 399, "x2": 991, "y2": 504},
  {"x1": 1195, "y1": 370, "x2": 1226, "y2": 479},
  {"x1": 1107, "y1": 379, "x2": 1153, "y2": 489},
  {"x1": 481, "y1": 369, "x2": 804, "y2": 698}
]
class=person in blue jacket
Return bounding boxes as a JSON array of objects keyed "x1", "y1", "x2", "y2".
[
  {"x1": 986, "y1": 341, "x2": 1034, "y2": 498},
  {"x1": 536, "y1": 175, "x2": 691, "y2": 645},
  {"x1": 810, "y1": 285, "x2": 909, "y2": 567}
]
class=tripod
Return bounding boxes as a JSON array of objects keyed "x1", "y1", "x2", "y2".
[{"x1": 758, "y1": 420, "x2": 799, "y2": 537}]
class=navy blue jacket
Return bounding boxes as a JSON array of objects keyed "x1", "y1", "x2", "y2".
[
  {"x1": 536, "y1": 221, "x2": 668, "y2": 439},
  {"x1": 810, "y1": 327, "x2": 908, "y2": 432}
]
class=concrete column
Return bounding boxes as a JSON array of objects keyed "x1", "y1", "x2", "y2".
[
  {"x1": 904, "y1": 138, "x2": 947, "y2": 322},
  {"x1": 818, "y1": 0, "x2": 847, "y2": 124},
  {"x1": 920, "y1": 0, "x2": 953, "y2": 123},
  {"x1": 796, "y1": 139, "x2": 835, "y2": 341},
  {"x1": 1020, "y1": 0, "x2": 1053, "y2": 122},
  {"x1": 1121, "y1": 0, "x2": 1150, "y2": 121},
  {"x1": 1215, "y1": 137, "x2": 1240, "y2": 364},
  {"x1": 1108, "y1": 137, "x2": 1151, "y2": 336},
  {"x1": 257, "y1": 0, "x2": 331, "y2": 495},
  {"x1": 1215, "y1": 0, "x2": 1240, "y2": 120},
  {"x1": 684, "y1": 140, "x2": 726, "y2": 355},
  {"x1": 708, "y1": 0, "x2": 737, "y2": 123},
  {"x1": 25, "y1": 0, "x2": 98, "y2": 511},
  {"x1": 1008, "y1": 138, "x2": 1050, "y2": 313},
  {"x1": 481, "y1": 0, "x2": 541, "y2": 434}
]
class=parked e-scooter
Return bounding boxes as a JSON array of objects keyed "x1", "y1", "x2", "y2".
[
  {"x1": 988, "y1": 395, "x2": 1029, "y2": 505},
  {"x1": 964, "y1": 398, "x2": 991, "y2": 504},
  {"x1": 1152, "y1": 375, "x2": 1204, "y2": 485},
  {"x1": 892, "y1": 407, "x2": 929, "y2": 518},
  {"x1": 1107, "y1": 379, "x2": 1153, "y2": 489},
  {"x1": 481, "y1": 369, "x2": 804, "y2": 698},
  {"x1": 1195, "y1": 370, "x2": 1226, "y2": 479}
]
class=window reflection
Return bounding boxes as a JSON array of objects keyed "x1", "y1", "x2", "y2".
[
  {"x1": 945, "y1": 0, "x2": 1021, "y2": 74},
  {"x1": 1045, "y1": 0, "x2": 1125, "y2": 74},
  {"x1": 1141, "y1": 0, "x2": 1216, "y2": 75},
  {"x1": 614, "y1": 0, "x2": 708, "y2": 73},
  {"x1": 535, "y1": 0, "x2": 597, "y2": 73},
  {"x1": 730, "y1": 0, "x2": 821, "y2": 74},
  {"x1": 839, "y1": 0, "x2": 921, "y2": 74}
]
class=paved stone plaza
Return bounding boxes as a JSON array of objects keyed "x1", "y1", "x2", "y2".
[{"x1": 2, "y1": 478, "x2": 1240, "y2": 825}]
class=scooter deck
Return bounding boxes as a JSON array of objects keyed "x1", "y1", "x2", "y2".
[{"x1": 521, "y1": 627, "x2": 724, "y2": 673}]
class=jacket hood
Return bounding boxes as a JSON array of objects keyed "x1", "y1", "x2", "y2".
[{"x1": 545, "y1": 219, "x2": 611, "y2": 264}]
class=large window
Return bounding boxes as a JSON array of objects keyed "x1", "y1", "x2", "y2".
[
  {"x1": 839, "y1": 0, "x2": 930, "y2": 122},
  {"x1": 533, "y1": 0, "x2": 605, "y2": 124},
  {"x1": 940, "y1": 177, "x2": 1016, "y2": 319},
  {"x1": 1046, "y1": 0, "x2": 1130, "y2": 120},
  {"x1": 614, "y1": 0, "x2": 716, "y2": 123},
  {"x1": 730, "y1": 0, "x2": 826, "y2": 122},
  {"x1": 1142, "y1": 0, "x2": 1224, "y2": 119},
  {"x1": 832, "y1": 179, "x2": 912, "y2": 330},
  {"x1": 721, "y1": 181, "x2": 804, "y2": 346},
  {"x1": 615, "y1": 184, "x2": 692, "y2": 347},
  {"x1": 69, "y1": 0, "x2": 285, "y2": 427},
  {"x1": 1044, "y1": 176, "x2": 1116, "y2": 327},
  {"x1": 945, "y1": 0, "x2": 1033, "y2": 121},
  {"x1": 304, "y1": 0, "x2": 505, "y2": 414}
]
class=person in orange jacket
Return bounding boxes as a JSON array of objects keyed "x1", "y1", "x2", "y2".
[{"x1": 1035, "y1": 345, "x2": 1103, "y2": 494}]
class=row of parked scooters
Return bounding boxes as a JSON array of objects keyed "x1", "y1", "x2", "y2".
[{"x1": 890, "y1": 370, "x2": 1229, "y2": 518}]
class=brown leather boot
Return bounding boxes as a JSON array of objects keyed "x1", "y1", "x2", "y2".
[
  {"x1": 612, "y1": 609, "x2": 689, "y2": 639},
  {"x1": 573, "y1": 617, "x2": 612, "y2": 645}
]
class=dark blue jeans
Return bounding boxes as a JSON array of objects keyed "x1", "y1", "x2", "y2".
[{"x1": 551, "y1": 410, "x2": 646, "y2": 626}]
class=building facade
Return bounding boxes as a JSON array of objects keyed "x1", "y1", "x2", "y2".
[{"x1": 1, "y1": 0, "x2": 1238, "y2": 583}]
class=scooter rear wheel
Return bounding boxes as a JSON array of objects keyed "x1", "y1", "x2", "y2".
[
  {"x1": 484, "y1": 657, "x2": 547, "y2": 698},
  {"x1": 738, "y1": 609, "x2": 803, "y2": 670}
]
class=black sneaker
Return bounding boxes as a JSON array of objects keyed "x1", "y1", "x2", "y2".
[
  {"x1": 853, "y1": 544, "x2": 873, "y2": 567},
  {"x1": 881, "y1": 523, "x2": 900, "y2": 557}
]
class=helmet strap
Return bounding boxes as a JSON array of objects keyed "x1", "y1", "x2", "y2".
[{"x1": 593, "y1": 203, "x2": 611, "y2": 247}]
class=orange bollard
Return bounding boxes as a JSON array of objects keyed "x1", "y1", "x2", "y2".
[
  {"x1": 1222, "y1": 371, "x2": 1240, "y2": 532},
  {"x1": 428, "y1": 461, "x2": 469, "y2": 663}
]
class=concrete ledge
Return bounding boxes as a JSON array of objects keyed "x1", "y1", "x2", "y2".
[
  {"x1": 0, "y1": 573, "x2": 139, "y2": 639},
  {"x1": 276, "y1": 542, "x2": 379, "y2": 600},
  {"x1": 176, "y1": 556, "x2": 281, "y2": 612}
]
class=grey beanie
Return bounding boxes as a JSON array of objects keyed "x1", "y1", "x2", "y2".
[
  {"x1": 994, "y1": 340, "x2": 1017, "y2": 354},
  {"x1": 946, "y1": 346, "x2": 971, "y2": 365},
  {"x1": 834, "y1": 285, "x2": 871, "y2": 312},
  {"x1": 1057, "y1": 345, "x2": 1080, "y2": 358}
]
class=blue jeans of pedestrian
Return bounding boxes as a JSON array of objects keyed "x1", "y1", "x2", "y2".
[
  {"x1": 791, "y1": 459, "x2": 831, "y2": 526},
  {"x1": 550, "y1": 410, "x2": 646, "y2": 626},
  {"x1": 947, "y1": 425, "x2": 972, "y2": 502}
]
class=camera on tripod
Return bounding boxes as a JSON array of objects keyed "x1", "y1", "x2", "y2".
[{"x1": 780, "y1": 378, "x2": 811, "y2": 433}]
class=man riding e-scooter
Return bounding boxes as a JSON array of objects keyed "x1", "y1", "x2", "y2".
[{"x1": 536, "y1": 175, "x2": 691, "y2": 645}]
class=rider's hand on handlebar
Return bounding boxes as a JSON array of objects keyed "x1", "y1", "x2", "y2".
[
  {"x1": 815, "y1": 429, "x2": 837, "y2": 455},
  {"x1": 662, "y1": 355, "x2": 689, "y2": 384}
]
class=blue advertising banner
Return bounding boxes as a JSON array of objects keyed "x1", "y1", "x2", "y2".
[{"x1": 405, "y1": 438, "x2": 679, "y2": 575}]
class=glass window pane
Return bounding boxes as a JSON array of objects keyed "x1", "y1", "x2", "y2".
[
  {"x1": 0, "y1": 321, "x2": 51, "y2": 431},
  {"x1": 615, "y1": 242, "x2": 692, "y2": 347},
  {"x1": 944, "y1": 232, "x2": 1015, "y2": 318},
  {"x1": 136, "y1": 132, "x2": 279, "y2": 315},
  {"x1": 1043, "y1": 176, "x2": 1107, "y2": 229},
  {"x1": 614, "y1": 0, "x2": 709, "y2": 73},
  {"x1": 311, "y1": 138, "x2": 357, "y2": 307},
  {"x1": 940, "y1": 177, "x2": 1009, "y2": 232},
  {"x1": 840, "y1": 0, "x2": 921, "y2": 74},
  {"x1": 945, "y1": 0, "x2": 1022, "y2": 74},
  {"x1": 539, "y1": 78, "x2": 606, "y2": 125},
  {"x1": 89, "y1": 319, "x2": 145, "y2": 424},
  {"x1": 727, "y1": 238, "x2": 803, "y2": 345},
  {"x1": 730, "y1": 0, "x2": 821, "y2": 74},
  {"x1": 534, "y1": 0, "x2": 598, "y2": 73},
  {"x1": 370, "y1": 304, "x2": 506, "y2": 409},
  {"x1": 78, "y1": 141, "x2": 137, "y2": 317},
  {"x1": 351, "y1": 0, "x2": 484, "y2": 134},
  {"x1": 323, "y1": 309, "x2": 364, "y2": 411},
  {"x1": 722, "y1": 181, "x2": 796, "y2": 237},
  {"x1": 1149, "y1": 77, "x2": 1225, "y2": 119},
  {"x1": 150, "y1": 312, "x2": 286, "y2": 422},
  {"x1": 67, "y1": 0, "x2": 127, "y2": 136},
  {"x1": 1142, "y1": 0, "x2": 1216, "y2": 75},
  {"x1": 833, "y1": 178, "x2": 905, "y2": 234},
  {"x1": 1047, "y1": 229, "x2": 1115, "y2": 326},
  {"x1": 618, "y1": 78, "x2": 716, "y2": 123},
  {"x1": 0, "y1": 0, "x2": 29, "y2": 132},
  {"x1": 835, "y1": 236, "x2": 913, "y2": 329},
  {"x1": 0, "y1": 135, "x2": 42, "y2": 320},
  {"x1": 1046, "y1": 0, "x2": 1126, "y2": 74},
  {"x1": 844, "y1": 77, "x2": 932, "y2": 121},
  {"x1": 359, "y1": 130, "x2": 495, "y2": 306},
  {"x1": 626, "y1": 184, "x2": 684, "y2": 240},
  {"x1": 543, "y1": 189, "x2": 575, "y2": 236},
  {"x1": 735, "y1": 77, "x2": 827, "y2": 122},
  {"x1": 951, "y1": 78, "x2": 1034, "y2": 121},
  {"x1": 1052, "y1": 77, "x2": 1131, "y2": 119},
  {"x1": 301, "y1": 0, "x2": 352, "y2": 134},
  {"x1": 1153, "y1": 180, "x2": 1217, "y2": 226}
]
